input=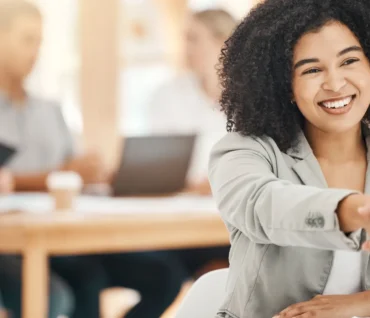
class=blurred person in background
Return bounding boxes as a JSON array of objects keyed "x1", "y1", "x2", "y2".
[
  {"x1": 0, "y1": 1, "x2": 184, "y2": 317},
  {"x1": 148, "y1": 9, "x2": 237, "y2": 196},
  {"x1": 0, "y1": 1, "x2": 108, "y2": 317},
  {"x1": 146, "y1": 9, "x2": 236, "y2": 283},
  {"x1": 0, "y1": 1, "x2": 107, "y2": 190}
]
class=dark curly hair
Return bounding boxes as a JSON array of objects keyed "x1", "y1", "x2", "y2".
[{"x1": 219, "y1": 0, "x2": 370, "y2": 152}]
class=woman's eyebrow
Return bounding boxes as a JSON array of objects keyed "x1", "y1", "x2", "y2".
[
  {"x1": 337, "y1": 45, "x2": 362, "y2": 57},
  {"x1": 294, "y1": 58, "x2": 319, "y2": 70},
  {"x1": 293, "y1": 45, "x2": 362, "y2": 70}
]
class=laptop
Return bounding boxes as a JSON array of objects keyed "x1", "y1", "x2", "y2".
[{"x1": 112, "y1": 134, "x2": 196, "y2": 196}]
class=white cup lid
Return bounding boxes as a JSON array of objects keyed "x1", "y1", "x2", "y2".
[{"x1": 47, "y1": 171, "x2": 83, "y2": 190}]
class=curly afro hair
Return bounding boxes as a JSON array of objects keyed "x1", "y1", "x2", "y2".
[{"x1": 219, "y1": 0, "x2": 370, "y2": 152}]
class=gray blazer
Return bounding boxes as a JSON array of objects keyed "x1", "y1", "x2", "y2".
[{"x1": 209, "y1": 131, "x2": 370, "y2": 318}]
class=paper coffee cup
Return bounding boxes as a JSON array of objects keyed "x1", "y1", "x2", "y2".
[{"x1": 47, "y1": 171, "x2": 82, "y2": 212}]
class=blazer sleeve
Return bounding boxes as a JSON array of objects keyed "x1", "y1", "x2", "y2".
[{"x1": 209, "y1": 133, "x2": 364, "y2": 251}]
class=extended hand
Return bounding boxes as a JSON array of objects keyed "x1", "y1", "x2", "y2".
[{"x1": 338, "y1": 194, "x2": 370, "y2": 251}]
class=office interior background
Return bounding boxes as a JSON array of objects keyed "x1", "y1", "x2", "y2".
[
  {"x1": 26, "y1": 0, "x2": 257, "y2": 168},
  {"x1": 0, "y1": 0, "x2": 260, "y2": 317}
]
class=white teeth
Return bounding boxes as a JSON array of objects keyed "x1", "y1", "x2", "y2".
[{"x1": 321, "y1": 96, "x2": 353, "y2": 109}]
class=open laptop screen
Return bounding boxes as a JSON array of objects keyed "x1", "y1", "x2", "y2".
[{"x1": 112, "y1": 134, "x2": 196, "y2": 196}]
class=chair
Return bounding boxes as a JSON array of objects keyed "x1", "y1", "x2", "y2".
[{"x1": 175, "y1": 268, "x2": 229, "y2": 318}]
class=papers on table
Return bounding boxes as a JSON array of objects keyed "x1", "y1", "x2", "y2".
[{"x1": 0, "y1": 193, "x2": 218, "y2": 215}]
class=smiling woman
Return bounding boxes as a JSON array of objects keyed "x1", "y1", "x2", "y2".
[{"x1": 209, "y1": 0, "x2": 370, "y2": 318}]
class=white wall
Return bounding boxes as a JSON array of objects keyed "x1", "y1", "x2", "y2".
[
  {"x1": 24, "y1": 0, "x2": 254, "y2": 135},
  {"x1": 26, "y1": 0, "x2": 78, "y2": 101},
  {"x1": 26, "y1": 0, "x2": 81, "y2": 132}
]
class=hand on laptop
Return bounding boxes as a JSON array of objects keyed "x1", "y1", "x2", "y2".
[
  {"x1": 185, "y1": 178, "x2": 212, "y2": 196},
  {"x1": 0, "y1": 169, "x2": 14, "y2": 194},
  {"x1": 62, "y1": 152, "x2": 108, "y2": 184}
]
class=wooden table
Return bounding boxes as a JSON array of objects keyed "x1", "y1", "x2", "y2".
[{"x1": 0, "y1": 208, "x2": 229, "y2": 318}]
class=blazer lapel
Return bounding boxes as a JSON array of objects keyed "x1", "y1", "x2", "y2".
[{"x1": 287, "y1": 132, "x2": 327, "y2": 188}]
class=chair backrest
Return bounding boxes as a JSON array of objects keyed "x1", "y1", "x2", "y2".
[{"x1": 175, "y1": 268, "x2": 229, "y2": 318}]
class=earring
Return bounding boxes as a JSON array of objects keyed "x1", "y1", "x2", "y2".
[{"x1": 291, "y1": 100, "x2": 296, "y2": 105}]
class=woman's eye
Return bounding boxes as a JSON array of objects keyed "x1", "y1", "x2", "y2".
[
  {"x1": 302, "y1": 68, "x2": 321, "y2": 75},
  {"x1": 342, "y1": 58, "x2": 359, "y2": 66}
]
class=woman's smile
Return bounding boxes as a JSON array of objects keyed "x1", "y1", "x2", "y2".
[{"x1": 317, "y1": 94, "x2": 356, "y2": 115}]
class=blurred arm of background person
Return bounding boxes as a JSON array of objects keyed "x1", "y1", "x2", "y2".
[
  {"x1": 147, "y1": 9, "x2": 237, "y2": 195},
  {"x1": 14, "y1": 151, "x2": 108, "y2": 192},
  {"x1": 0, "y1": 0, "x2": 108, "y2": 192},
  {"x1": 11, "y1": 105, "x2": 108, "y2": 192},
  {"x1": 0, "y1": 169, "x2": 14, "y2": 194},
  {"x1": 185, "y1": 178, "x2": 212, "y2": 195}
]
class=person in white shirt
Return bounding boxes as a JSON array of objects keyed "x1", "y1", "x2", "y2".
[
  {"x1": 148, "y1": 8, "x2": 237, "y2": 195},
  {"x1": 147, "y1": 9, "x2": 237, "y2": 281}
]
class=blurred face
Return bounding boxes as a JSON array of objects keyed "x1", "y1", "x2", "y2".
[
  {"x1": 0, "y1": 14, "x2": 42, "y2": 79},
  {"x1": 292, "y1": 22, "x2": 370, "y2": 134},
  {"x1": 185, "y1": 16, "x2": 224, "y2": 75}
]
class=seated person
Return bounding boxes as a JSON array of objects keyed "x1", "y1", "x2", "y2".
[
  {"x1": 146, "y1": 9, "x2": 236, "y2": 280},
  {"x1": 148, "y1": 9, "x2": 237, "y2": 196},
  {"x1": 0, "y1": 1, "x2": 183, "y2": 317},
  {"x1": 0, "y1": 2, "x2": 109, "y2": 317}
]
